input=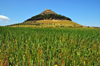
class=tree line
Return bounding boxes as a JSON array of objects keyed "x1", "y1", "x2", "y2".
[{"x1": 25, "y1": 14, "x2": 72, "y2": 21}]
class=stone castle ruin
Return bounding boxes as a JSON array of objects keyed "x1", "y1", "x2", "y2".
[{"x1": 40, "y1": 8, "x2": 57, "y2": 15}]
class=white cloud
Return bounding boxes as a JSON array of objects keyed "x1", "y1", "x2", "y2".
[{"x1": 0, "y1": 15, "x2": 10, "y2": 23}]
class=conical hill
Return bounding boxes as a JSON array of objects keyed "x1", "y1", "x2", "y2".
[{"x1": 8, "y1": 9, "x2": 84, "y2": 28}]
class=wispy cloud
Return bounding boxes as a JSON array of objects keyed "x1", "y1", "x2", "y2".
[{"x1": 0, "y1": 15, "x2": 10, "y2": 23}]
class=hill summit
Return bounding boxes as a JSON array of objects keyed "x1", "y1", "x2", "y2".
[
  {"x1": 40, "y1": 8, "x2": 57, "y2": 15},
  {"x1": 25, "y1": 9, "x2": 72, "y2": 21}
]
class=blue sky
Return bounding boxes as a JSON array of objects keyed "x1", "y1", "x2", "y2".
[{"x1": 0, "y1": 0, "x2": 100, "y2": 27}]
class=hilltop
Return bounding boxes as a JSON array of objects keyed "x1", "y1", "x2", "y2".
[
  {"x1": 7, "y1": 9, "x2": 85, "y2": 28},
  {"x1": 25, "y1": 9, "x2": 72, "y2": 21},
  {"x1": 40, "y1": 8, "x2": 57, "y2": 15}
]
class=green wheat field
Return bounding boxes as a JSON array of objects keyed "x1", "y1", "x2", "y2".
[{"x1": 0, "y1": 26, "x2": 100, "y2": 66}]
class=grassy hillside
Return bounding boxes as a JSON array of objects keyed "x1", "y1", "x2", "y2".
[
  {"x1": 9, "y1": 20, "x2": 85, "y2": 28},
  {"x1": 0, "y1": 26, "x2": 100, "y2": 66}
]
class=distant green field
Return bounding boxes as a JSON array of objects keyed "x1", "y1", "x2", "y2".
[{"x1": 0, "y1": 26, "x2": 100, "y2": 66}]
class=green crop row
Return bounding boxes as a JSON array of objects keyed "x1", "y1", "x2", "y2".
[{"x1": 0, "y1": 26, "x2": 100, "y2": 66}]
